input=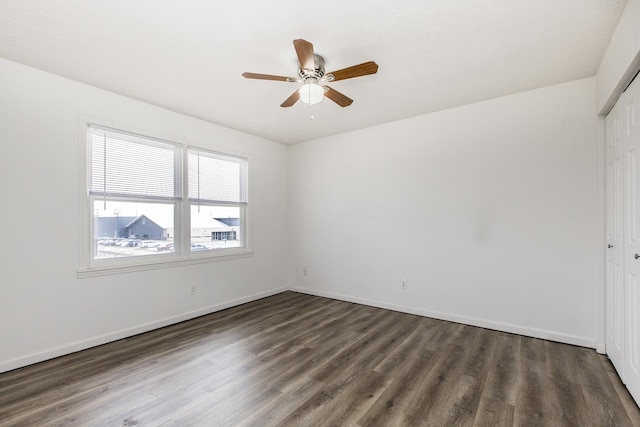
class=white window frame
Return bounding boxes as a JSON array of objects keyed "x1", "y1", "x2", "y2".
[{"x1": 77, "y1": 119, "x2": 252, "y2": 278}]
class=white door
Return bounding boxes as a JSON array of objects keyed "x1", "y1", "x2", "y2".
[
  {"x1": 623, "y1": 74, "x2": 640, "y2": 404},
  {"x1": 606, "y1": 95, "x2": 625, "y2": 378}
]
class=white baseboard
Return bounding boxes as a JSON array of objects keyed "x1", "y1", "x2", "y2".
[
  {"x1": 288, "y1": 286, "x2": 600, "y2": 350},
  {"x1": 0, "y1": 286, "x2": 288, "y2": 374}
]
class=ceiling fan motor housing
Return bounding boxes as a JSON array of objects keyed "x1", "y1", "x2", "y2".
[{"x1": 298, "y1": 54, "x2": 326, "y2": 83}]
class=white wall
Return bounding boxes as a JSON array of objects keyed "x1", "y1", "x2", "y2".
[
  {"x1": 596, "y1": 0, "x2": 640, "y2": 114},
  {"x1": 0, "y1": 58, "x2": 288, "y2": 373},
  {"x1": 288, "y1": 78, "x2": 601, "y2": 349}
]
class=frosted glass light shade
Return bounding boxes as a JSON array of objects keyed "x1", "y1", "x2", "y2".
[{"x1": 299, "y1": 83, "x2": 324, "y2": 105}]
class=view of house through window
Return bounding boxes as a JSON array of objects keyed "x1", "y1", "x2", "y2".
[
  {"x1": 93, "y1": 202, "x2": 242, "y2": 258},
  {"x1": 88, "y1": 125, "x2": 247, "y2": 265},
  {"x1": 190, "y1": 205, "x2": 242, "y2": 251},
  {"x1": 94, "y1": 201, "x2": 176, "y2": 258}
]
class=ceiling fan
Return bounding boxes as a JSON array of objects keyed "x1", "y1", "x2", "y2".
[{"x1": 242, "y1": 39, "x2": 378, "y2": 108}]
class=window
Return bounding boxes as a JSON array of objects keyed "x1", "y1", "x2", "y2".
[
  {"x1": 84, "y1": 124, "x2": 249, "y2": 272},
  {"x1": 188, "y1": 148, "x2": 246, "y2": 251}
]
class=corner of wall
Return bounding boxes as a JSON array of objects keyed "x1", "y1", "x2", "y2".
[{"x1": 595, "y1": 0, "x2": 640, "y2": 115}]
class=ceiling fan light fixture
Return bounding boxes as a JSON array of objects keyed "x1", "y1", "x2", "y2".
[
  {"x1": 299, "y1": 83, "x2": 324, "y2": 105},
  {"x1": 242, "y1": 39, "x2": 377, "y2": 108}
]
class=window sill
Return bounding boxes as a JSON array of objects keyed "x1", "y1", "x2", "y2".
[{"x1": 77, "y1": 249, "x2": 253, "y2": 278}]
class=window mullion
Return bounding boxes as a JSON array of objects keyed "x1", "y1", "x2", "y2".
[
  {"x1": 102, "y1": 131, "x2": 107, "y2": 210},
  {"x1": 179, "y1": 146, "x2": 190, "y2": 256}
]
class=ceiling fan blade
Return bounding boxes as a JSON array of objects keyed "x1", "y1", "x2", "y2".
[
  {"x1": 242, "y1": 72, "x2": 293, "y2": 82},
  {"x1": 324, "y1": 86, "x2": 353, "y2": 107},
  {"x1": 280, "y1": 90, "x2": 300, "y2": 108},
  {"x1": 327, "y1": 61, "x2": 379, "y2": 81},
  {"x1": 293, "y1": 39, "x2": 315, "y2": 70}
]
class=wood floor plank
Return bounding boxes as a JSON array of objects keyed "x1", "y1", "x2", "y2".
[
  {"x1": 402, "y1": 343, "x2": 468, "y2": 424},
  {"x1": 423, "y1": 328, "x2": 497, "y2": 425},
  {"x1": 0, "y1": 291, "x2": 638, "y2": 427},
  {"x1": 315, "y1": 369, "x2": 390, "y2": 426},
  {"x1": 514, "y1": 337, "x2": 550, "y2": 426},
  {"x1": 373, "y1": 317, "x2": 439, "y2": 376},
  {"x1": 482, "y1": 333, "x2": 521, "y2": 406},
  {"x1": 544, "y1": 375, "x2": 590, "y2": 427},
  {"x1": 464, "y1": 327, "x2": 498, "y2": 378},
  {"x1": 473, "y1": 396, "x2": 515, "y2": 427},
  {"x1": 425, "y1": 372, "x2": 485, "y2": 426},
  {"x1": 581, "y1": 380, "x2": 638, "y2": 426},
  {"x1": 278, "y1": 368, "x2": 388, "y2": 426},
  {"x1": 308, "y1": 310, "x2": 407, "y2": 383},
  {"x1": 358, "y1": 351, "x2": 438, "y2": 426},
  {"x1": 235, "y1": 374, "x2": 325, "y2": 427}
]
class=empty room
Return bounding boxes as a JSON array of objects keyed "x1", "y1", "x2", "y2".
[{"x1": 1, "y1": 0, "x2": 640, "y2": 425}]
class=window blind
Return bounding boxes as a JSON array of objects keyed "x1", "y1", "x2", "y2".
[
  {"x1": 89, "y1": 126, "x2": 178, "y2": 199},
  {"x1": 188, "y1": 149, "x2": 245, "y2": 203}
]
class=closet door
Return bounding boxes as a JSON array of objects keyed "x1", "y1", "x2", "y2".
[
  {"x1": 623, "y1": 75, "x2": 640, "y2": 402},
  {"x1": 606, "y1": 96, "x2": 625, "y2": 378}
]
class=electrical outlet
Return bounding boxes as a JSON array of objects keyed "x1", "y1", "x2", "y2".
[
  {"x1": 190, "y1": 284, "x2": 198, "y2": 295},
  {"x1": 401, "y1": 279, "x2": 407, "y2": 290},
  {"x1": 303, "y1": 266, "x2": 308, "y2": 276}
]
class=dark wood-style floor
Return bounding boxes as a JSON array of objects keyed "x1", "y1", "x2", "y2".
[{"x1": 1, "y1": 292, "x2": 639, "y2": 426}]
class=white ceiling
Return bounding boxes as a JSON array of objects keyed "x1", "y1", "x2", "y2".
[{"x1": 0, "y1": 1, "x2": 628, "y2": 144}]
